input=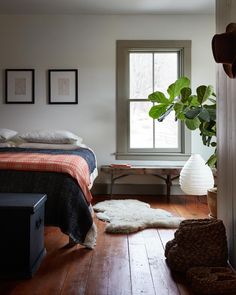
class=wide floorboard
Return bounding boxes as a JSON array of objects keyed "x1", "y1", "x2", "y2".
[{"x1": 0, "y1": 195, "x2": 208, "y2": 295}]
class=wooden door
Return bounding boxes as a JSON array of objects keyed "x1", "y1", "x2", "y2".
[{"x1": 216, "y1": 0, "x2": 236, "y2": 266}]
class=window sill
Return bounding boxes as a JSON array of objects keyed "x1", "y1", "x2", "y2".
[{"x1": 115, "y1": 152, "x2": 191, "y2": 161}]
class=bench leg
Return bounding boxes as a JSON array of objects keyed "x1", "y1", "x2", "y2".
[
  {"x1": 109, "y1": 170, "x2": 116, "y2": 199},
  {"x1": 109, "y1": 173, "x2": 130, "y2": 199},
  {"x1": 110, "y1": 174, "x2": 114, "y2": 199},
  {"x1": 166, "y1": 175, "x2": 172, "y2": 202}
]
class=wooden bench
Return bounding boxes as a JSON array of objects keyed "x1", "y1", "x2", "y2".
[{"x1": 100, "y1": 165, "x2": 182, "y2": 201}]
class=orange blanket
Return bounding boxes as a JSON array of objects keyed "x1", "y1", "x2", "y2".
[{"x1": 0, "y1": 152, "x2": 92, "y2": 203}]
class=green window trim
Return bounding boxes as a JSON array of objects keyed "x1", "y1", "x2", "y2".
[{"x1": 116, "y1": 40, "x2": 191, "y2": 161}]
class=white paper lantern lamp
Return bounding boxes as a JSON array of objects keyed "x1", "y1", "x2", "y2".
[{"x1": 179, "y1": 154, "x2": 214, "y2": 195}]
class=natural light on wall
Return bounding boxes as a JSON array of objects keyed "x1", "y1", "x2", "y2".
[{"x1": 129, "y1": 52, "x2": 178, "y2": 149}]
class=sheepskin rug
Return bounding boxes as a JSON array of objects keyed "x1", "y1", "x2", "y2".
[{"x1": 93, "y1": 199, "x2": 184, "y2": 234}]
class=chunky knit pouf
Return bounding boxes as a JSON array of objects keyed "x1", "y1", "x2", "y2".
[
  {"x1": 165, "y1": 219, "x2": 228, "y2": 273},
  {"x1": 186, "y1": 267, "x2": 236, "y2": 295}
]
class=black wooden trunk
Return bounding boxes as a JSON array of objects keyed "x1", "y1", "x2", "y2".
[{"x1": 0, "y1": 193, "x2": 47, "y2": 278}]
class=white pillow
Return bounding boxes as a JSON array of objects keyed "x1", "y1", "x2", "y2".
[
  {"x1": 0, "y1": 128, "x2": 18, "y2": 143},
  {"x1": 19, "y1": 130, "x2": 82, "y2": 144},
  {"x1": 18, "y1": 142, "x2": 86, "y2": 150}
]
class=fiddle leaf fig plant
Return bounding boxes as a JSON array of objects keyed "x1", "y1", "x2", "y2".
[{"x1": 148, "y1": 77, "x2": 217, "y2": 167}]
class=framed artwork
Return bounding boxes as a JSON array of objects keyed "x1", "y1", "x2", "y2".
[
  {"x1": 48, "y1": 69, "x2": 78, "y2": 104},
  {"x1": 5, "y1": 69, "x2": 35, "y2": 104}
]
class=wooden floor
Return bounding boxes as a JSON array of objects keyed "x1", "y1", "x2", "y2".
[{"x1": 0, "y1": 195, "x2": 209, "y2": 295}]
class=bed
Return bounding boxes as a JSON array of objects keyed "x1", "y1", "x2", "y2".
[{"x1": 0, "y1": 146, "x2": 97, "y2": 249}]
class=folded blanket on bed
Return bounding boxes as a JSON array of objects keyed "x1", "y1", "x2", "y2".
[
  {"x1": 0, "y1": 152, "x2": 92, "y2": 203},
  {"x1": 0, "y1": 147, "x2": 97, "y2": 248},
  {"x1": 0, "y1": 147, "x2": 97, "y2": 203},
  {"x1": 0, "y1": 170, "x2": 96, "y2": 248},
  {"x1": 0, "y1": 147, "x2": 96, "y2": 172}
]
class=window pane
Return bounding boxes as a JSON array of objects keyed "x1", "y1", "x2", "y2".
[
  {"x1": 130, "y1": 102, "x2": 153, "y2": 148},
  {"x1": 129, "y1": 53, "x2": 153, "y2": 99},
  {"x1": 154, "y1": 53, "x2": 178, "y2": 93},
  {"x1": 155, "y1": 111, "x2": 178, "y2": 148}
]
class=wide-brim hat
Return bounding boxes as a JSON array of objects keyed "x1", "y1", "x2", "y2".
[{"x1": 212, "y1": 23, "x2": 236, "y2": 78}]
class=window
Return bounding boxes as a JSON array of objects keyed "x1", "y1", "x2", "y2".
[{"x1": 116, "y1": 40, "x2": 191, "y2": 160}]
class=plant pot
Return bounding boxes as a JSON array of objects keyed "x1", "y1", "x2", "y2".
[{"x1": 207, "y1": 188, "x2": 217, "y2": 218}]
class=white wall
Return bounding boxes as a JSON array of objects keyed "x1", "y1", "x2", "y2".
[{"x1": 0, "y1": 14, "x2": 215, "y2": 186}]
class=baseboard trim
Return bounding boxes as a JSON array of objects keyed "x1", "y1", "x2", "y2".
[{"x1": 91, "y1": 183, "x2": 183, "y2": 196}]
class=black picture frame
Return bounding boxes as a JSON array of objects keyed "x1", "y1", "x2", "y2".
[
  {"x1": 48, "y1": 69, "x2": 78, "y2": 104},
  {"x1": 5, "y1": 69, "x2": 35, "y2": 104}
]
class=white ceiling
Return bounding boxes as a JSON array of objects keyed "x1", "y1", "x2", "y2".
[{"x1": 0, "y1": 0, "x2": 215, "y2": 15}]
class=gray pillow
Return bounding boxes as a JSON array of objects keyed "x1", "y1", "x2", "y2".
[{"x1": 19, "y1": 130, "x2": 82, "y2": 144}]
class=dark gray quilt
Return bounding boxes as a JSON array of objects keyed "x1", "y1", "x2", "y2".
[{"x1": 0, "y1": 148, "x2": 97, "y2": 246}]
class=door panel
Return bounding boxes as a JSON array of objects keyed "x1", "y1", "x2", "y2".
[{"x1": 216, "y1": 0, "x2": 236, "y2": 266}]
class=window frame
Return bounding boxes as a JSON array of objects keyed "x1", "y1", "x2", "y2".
[{"x1": 116, "y1": 40, "x2": 191, "y2": 161}]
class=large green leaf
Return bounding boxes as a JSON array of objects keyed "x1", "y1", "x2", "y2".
[
  {"x1": 205, "y1": 104, "x2": 216, "y2": 109},
  {"x1": 201, "y1": 129, "x2": 215, "y2": 136},
  {"x1": 167, "y1": 77, "x2": 190, "y2": 101},
  {"x1": 206, "y1": 108, "x2": 216, "y2": 121},
  {"x1": 149, "y1": 104, "x2": 168, "y2": 119},
  {"x1": 176, "y1": 112, "x2": 186, "y2": 121},
  {"x1": 198, "y1": 108, "x2": 210, "y2": 122},
  {"x1": 206, "y1": 136, "x2": 212, "y2": 146},
  {"x1": 197, "y1": 85, "x2": 214, "y2": 104},
  {"x1": 185, "y1": 117, "x2": 201, "y2": 130},
  {"x1": 184, "y1": 107, "x2": 201, "y2": 119},
  {"x1": 211, "y1": 142, "x2": 217, "y2": 147},
  {"x1": 148, "y1": 91, "x2": 169, "y2": 103},
  {"x1": 206, "y1": 153, "x2": 217, "y2": 168},
  {"x1": 187, "y1": 95, "x2": 200, "y2": 107},
  {"x1": 174, "y1": 102, "x2": 183, "y2": 113},
  {"x1": 158, "y1": 105, "x2": 174, "y2": 122},
  {"x1": 201, "y1": 120, "x2": 216, "y2": 129},
  {"x1": 202, "y1": 134, "x2": 207, "y2": 145},
  {"x1": 180, "y1": 87, "x2": 191, "y2": 103},
  {"x1": 200, "y1": 121, "x2": 216, "y2": 138}
]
